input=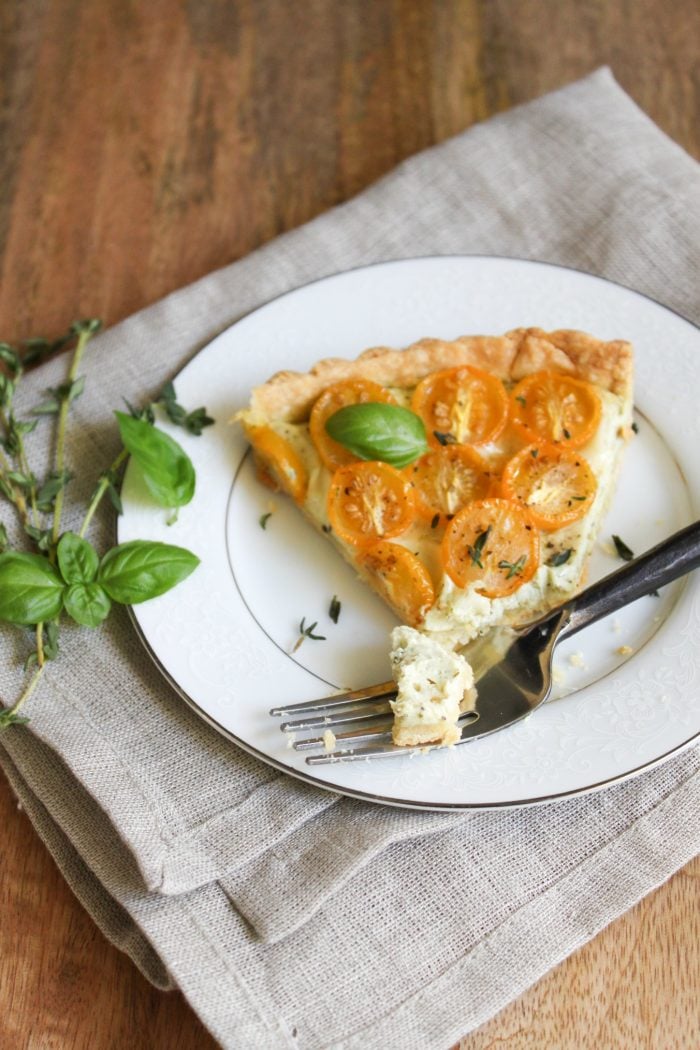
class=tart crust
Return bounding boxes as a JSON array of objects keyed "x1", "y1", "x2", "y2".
[{"x1": 240, "y1": 328, "x2": 633, "y2": 425}]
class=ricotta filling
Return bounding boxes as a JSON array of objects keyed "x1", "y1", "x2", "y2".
[{"x1": 389, "y1": 626, "x2": 474, "y2": 740}]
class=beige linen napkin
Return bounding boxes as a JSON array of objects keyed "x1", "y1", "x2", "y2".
[{"x1": 1, "y1": 68, "x2": 699, "y2": 1048}]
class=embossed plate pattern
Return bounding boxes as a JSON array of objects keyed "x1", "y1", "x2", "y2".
[{"x1": 118, "y1": 257, "x2": 700, "y2": 809}]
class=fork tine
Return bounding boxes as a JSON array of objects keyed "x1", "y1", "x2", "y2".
[
  {"x1": 293, "y1": 718, "x2": 395, "y2": 750},
  {"x1": 280, "y1": 702, "x2": 392, "y2": 733},
  {"x1": 270, "y1": 680, "x2": 396, "y2": 717}
]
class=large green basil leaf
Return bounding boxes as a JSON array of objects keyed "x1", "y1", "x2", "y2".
[
  {"x1": 325, "y1": 403, "x2": 428, "y2": 468},
  {"x1": 57, "y1": 531, "x2": 99, "y2": 584},
  {"x1": 115, "y1": 411, "x2": 195, "y2": 507},
  {"x1": 97, "y1": 540, "x2": 200, "y2": 604},
  {"x1": 63, "y1": 582, "x2": 112, "y2": 627},
  {"x1": 0, "y1": 552, "x2": 65, "y2": 625}
]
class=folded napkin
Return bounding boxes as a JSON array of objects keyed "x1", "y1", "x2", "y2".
[{"x1": 1, "y1": 68, "x2": 699, "y2": 1048}]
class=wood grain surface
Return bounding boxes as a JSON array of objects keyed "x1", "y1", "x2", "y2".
[{"x1": 1, "y1": 1, "x2": 699, "y2": 1047}]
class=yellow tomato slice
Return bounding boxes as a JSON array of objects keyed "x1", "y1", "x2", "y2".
[
  {"x1": 441, "y1": 497, "x2": 539, "y2": 597},
  {"x1": 510, "y1": 371, "x2": 601, "y2": 448},
  {"x1": 247, "y1": 425, "x2": 307, "y2": 503},
  {"x1": 358, "y1": 541, "x2": 436, "y2": 626},
  {"x1": 310, "y1": 379, "x2": 397, "y2": 470},
  {"x1": 411, "y1": 366, "x2": 509, "y2": 448},
  {"x1": 327, "y1": 461, "x2": 415, "y2": 546},
  {"x1": 403, "y1": 444, "x2": 493, "y2": 521},
  {"x1": 500, "y1": 443, "x2": 597, "y2": 531}
]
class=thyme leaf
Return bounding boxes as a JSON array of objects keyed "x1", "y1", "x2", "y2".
[
  {"x1": 548, "y1": 548, "x2": 572, "y2": 567},
  {"x1": 612, "y1": 534, "x2": 634, "y2": 561}
]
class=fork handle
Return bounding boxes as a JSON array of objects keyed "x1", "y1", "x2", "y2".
[{"x1": 561, "y1": 519, "x2": 700, "y2": 639}]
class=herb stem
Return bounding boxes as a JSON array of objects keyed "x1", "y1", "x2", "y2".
[
  {"x1": 0, "y1": 446, "x2": 30, "y2": 527},
  {"x1": 0, "y1": 407, "x2": 40, "y2": 527},
  {"x1": 2, "y1": 660, "x2": 46, "y2": 724},
  {"x1": 36, "y1": 622, "x2": 45, "y2": 667},
  {"x1": 51, "y1": 326, "x2": 95, "y2": 546},
  {"x1": 79, "y1": 448, "x2": 128, "y2": 537}
]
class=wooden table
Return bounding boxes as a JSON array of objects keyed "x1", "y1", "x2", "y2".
[{"x1": 1, "y1": 2, "x2": 698, "y2": 1047}]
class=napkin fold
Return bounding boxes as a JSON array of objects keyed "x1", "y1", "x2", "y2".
[{"x1": 1, "y1": 68, "x2": 699, "y2": 1049}]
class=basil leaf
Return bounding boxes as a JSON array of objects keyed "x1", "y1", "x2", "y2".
[
  {"x1": 97, "y1": 540, "x2": 200, "y2": 604},
  {"x1": 57, "y1": 532, "x2": 99, "y2": 584},
  {"x1": 115, "y1": 411, "x2": 195, "y2": 507},
  {"x1": 63, "y1": 582, "x2": 111, "y2": 627},
  {"x1": 325, "y1": 403, "x2": 428, "y2": 468},
  {"x1": 0, "y1": 552, "x2": 65, "y2": 625}
]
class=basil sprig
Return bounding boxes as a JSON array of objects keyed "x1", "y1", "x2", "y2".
[
  {"x1": 0, "y1": 538, "x2": 199, "y2": 628},
  {"x1": 325, "y1": 403, "x2": 427, "y2": 469}
]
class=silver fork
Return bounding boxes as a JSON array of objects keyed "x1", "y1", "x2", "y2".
[{"x1": 271, "y1": 521, "x2": 700, "y2": 764}]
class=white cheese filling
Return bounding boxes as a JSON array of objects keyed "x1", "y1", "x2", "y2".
[{"x1": 390, "y1": 626, "x2": 474, "y2": 730}]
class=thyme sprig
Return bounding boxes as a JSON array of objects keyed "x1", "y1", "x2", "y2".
[
  {"x1": 498, "y1": 555, "x2": 527, "y2": 580},
  {"x1": 292, "y1": 616, "x2": 327, "y2": 652},
  {"x1": 466, "y1": 526, "x2": 492, "y2": 569}
]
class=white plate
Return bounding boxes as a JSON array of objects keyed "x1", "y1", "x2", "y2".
[{"x1": 118, "y1": 257, "x2": 700, "y2": 809}]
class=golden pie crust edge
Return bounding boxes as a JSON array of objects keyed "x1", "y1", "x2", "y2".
[{"x1": 240, "y1": 327, "x2": 634, "y2": 424}]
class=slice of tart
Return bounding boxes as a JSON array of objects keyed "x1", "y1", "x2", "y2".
[{"x1": 236, "y1": 328, "x2": 633, "y2": 748}]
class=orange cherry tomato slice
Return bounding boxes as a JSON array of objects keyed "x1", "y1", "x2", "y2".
[
  {"x1": 247, "y1": 425, "x2": 307, "y2": 503},
  {"x1": 510, "y1": 371, "x2": 601, "y2": 448},
  {"x1": 357, "y1": 541, "x2": 436, "y2": 627},
  {"x1": 310, "y1": 379, "x2": 397, "y2": 470},
  {"x1": 411, "y1": 366, "x2": 509, "y2": 448},
  {"x1": 327, "y1": 461, "x2": 415, "y2": 546},
  {"x1": 500, "y1": 443, "x2": 597, "y2": 532},
  {"x1": 403, "y1": 444, "x2": 493, "y2": 521},
  {"x1": 441, "y1": 497, "x2": 539, "y2": 598}
]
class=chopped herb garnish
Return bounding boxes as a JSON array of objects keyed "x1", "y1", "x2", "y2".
[
  {"x1": 612, "y1": 534, "x2": 634, "y2": 561},
  {"x1": 562, "y1": 427, "x2": 572, "y2": 440},
  {"x1": 530, "y1": 447, "x2": 539, "y2": 458},
  {"x1": 329, "y1": 595, "x2": 341, "y2": 624},
  {"x1": 571, "y1": 495, "x2": 587, "y2": 501},
  {"x1": 548, "y1": 548, "x2": 572, "y2": 567},
  {"x1": 430, "y1": 513, "x2": 440, "y2": 529},
  {"x1": 466, "y1": 525, "x2": 491, "y2": 569},
  {"x1": 259, "y1": 512, "x2": 272, "y2": 529},
  {"x1": 292, "y1": 617, "x2": 326, "y2": 652},
  {"x1": 433, "y1": 431, "x2": 457, "y2": 446},
  {"x1": 321, "y1": 524, "x2": 332, "y2": 533},
  {"x1": 515, "y1": 395, "x2": 527, "y2": 407},
  {"x1": 498, "y1": 555, "x2": 527, "y2": 579},
  {"x1": 631, "y1": 421, "x2": 639, "y2": 434}
]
